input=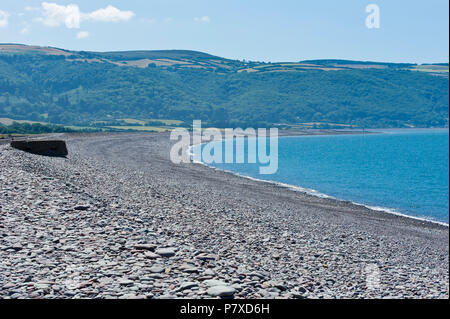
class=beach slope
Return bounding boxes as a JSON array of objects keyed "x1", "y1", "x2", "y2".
[{"x1": 0, "y1": 132, "x2": 448, "y2": 299}]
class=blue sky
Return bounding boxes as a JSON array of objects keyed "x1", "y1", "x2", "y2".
[{"x1": 0, "y1": 0, "x2": 448, "y2": 63}]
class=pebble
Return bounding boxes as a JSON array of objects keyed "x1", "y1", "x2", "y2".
[
  {"x1": 204, "y1": 279, "x2": 228, "y2": 287},
  {"x1": 178, "y1": 282, "x2": 198, "y2": 291},
  {"x1": 207, "y1": 286, "x2": 236, "y2": 297},
  {"x1": 144, "y1": 252, "x2": 160, "y2": 259},
  {"x1": 155, "y1": 248, "x2": 176, "y2": 257},
  {"x1": 73, "y1": 205, "x2": 90, "y2": 211},
  {"x1": 149, "y1": 266, "x2": 165, "y2": 273},
  {"x1": 134, "y1": 244, "x2": 157, "y2": 251}
]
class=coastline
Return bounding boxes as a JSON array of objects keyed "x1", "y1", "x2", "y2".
[
  {"x1": 192, "y1": 159, "x2": 450, "y2": 228},
  {"x1": 189, "y1": 129, "x2": 449, "y2": 228},
  {"x1": 0, "y1": 131, "x2": 448, "y2": 299}
]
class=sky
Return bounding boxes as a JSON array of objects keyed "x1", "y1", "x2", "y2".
[{"x1": 0, "y1": 0, "x2": 448, "y2": 63}]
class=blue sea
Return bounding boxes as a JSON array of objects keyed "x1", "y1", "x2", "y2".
[{"x1": 194, "y1": 129, "x2": 449, "y2": 224}]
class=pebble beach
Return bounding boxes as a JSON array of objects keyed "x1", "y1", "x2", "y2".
[{"x1": 0, "y1": 132, "x2": 448, "y2": 299}]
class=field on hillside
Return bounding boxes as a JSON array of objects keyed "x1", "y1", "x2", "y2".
[
  {"x1": 411, "y1": 65, "x2": 449, "y2": 74},
  {"x1": 119, "y1": 118, "x2": 183, "y2": 125},
  {"x1": 0, "y1": 118, "x2": 46, "y2": 125},
  {"x1": 107, "y1": 126, "x2": 171, "y2": 132},
  {"x1": 0, "y1": 44, "x2": 448, "y2": 129}
]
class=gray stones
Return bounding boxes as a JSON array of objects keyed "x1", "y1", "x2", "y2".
[
  {"x1": 144, "y1": 251, "x2": 160, "y2": 259},
  {"x1": 2, "y1": 283, "x2": 15, "y2": 289},
  {"x1": 204, "y1": 279, "x2": 228, "y2": 287},
  {"x1": 134, "y1": 244, "x2": 157, "y2": 251},
  {"x1": 118, "y1": 279, "x2": 134, "y2": 286},
  {"x1": 155, "y1": 248, "x2": 176, "y2": 257},
  {"x1": 203, "y1": 269, "x2": 215, "y2": 276},
  {"x1": 24, "y1": 276, "x2": 33, "y2": 283},
  {"x1": 271, "y1": 282, "x2": 288, "y2": 291},
  {"x1": 0, "y1": 135, "x2": 448, "y2": 300},
  {"x1": 73, "y1": 205, "x2": 90, "y2": 211},
  {"x1": 119, "y1": 294, "x2": 147, "y2": 299},
  {"x1": 5, "y1": 245, "x2": 23, "y2": 252},
  {"x1": 196, "y1": 253, "x2": 217, "y2": 261},
  {"x1": 34, "y1": 283, "x2": 51, "y2": 290},
  {"x1": 207, "y1": 285, "x2": 236, "y2": 297},
  {"x1": 179, "y1": 264, "x2": 199, "y2": 273},
  {"x1": 178, "y1": 282, "x2": 198, "y2": 291},
  {"x1": 248, "y1": 272, "x2": 266, "y2": 280},
  {"x1": 149, "y1": 265, "x2": 165, "y2": 273},
  {"x1": 156, "y1": 294, "x2": 177, "y2": 299}
]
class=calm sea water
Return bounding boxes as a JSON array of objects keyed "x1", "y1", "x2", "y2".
[{"x1": 196, "y1": 129, "x2": 449, "y2": 224}]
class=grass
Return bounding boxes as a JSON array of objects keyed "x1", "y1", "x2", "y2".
[
  {"x1": 151, "y1": 119, "x2": 183, "y2": 125},
  {"x1": 0, "y1": 117, "x2": 183, "y2": 134},
  {"x1": 410, "y1": 65, "x2": 449, "y2": 73},
  {"x1": 64, "y1": 125, "x2": 103, "y2": 131},
  {"x1": 0, "y1": 118, "x2": 47, "y2": 125},
  {"x1": 119, "y1": 118, "x2": 183, "y2": 125},
  {"x1": 119, "y1": 118, "x2": 147, "y2": 125},
  {"x1": 300, "y1": 122, "x2": 353, "y2": 127},
  {"x1": 253, "y1": 64, "x2": 274, "y2": 69},
  {"x1": 246, "y1": 63, "x2": 345, "y2": 73},
  {"x1": 0, "y1": 133, "x2": 32, "y2": 138},
  {"x1": 286, "y1": 122, "x2": 355, "y2": 129},
  {"x1": 108, "y1": 126, "x2": 171, "y2": 132},
  {"x1": 278, "y1": 63, "x2": 317, "y2": 67},
  {"x1": 0, "y1": 118, "x2": 103, "y2": 133}
]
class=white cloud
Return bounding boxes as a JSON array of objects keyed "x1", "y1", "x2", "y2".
[
  {"x1": 85, "y1": 5, "x2": 134, "y2": 23},
  {"x1": 76, "y1": 31, "x2": 89, "y2": 39},
  {"x1": 0, "y1": 10, "x2": 9, "y2": 28},
  {"x1": 40, "y1": 2, "x2": 81, "y2": 28},
  {"x1": 194, "y1": 16, "x2": 210, "y2": 23},
  {"x1": 35, "y1": 2, "x2": 135, "y2": 29}
]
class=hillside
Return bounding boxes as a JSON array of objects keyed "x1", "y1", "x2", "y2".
[{"x1": 0, "y1": 44, "x2": 448, "y2": 129}]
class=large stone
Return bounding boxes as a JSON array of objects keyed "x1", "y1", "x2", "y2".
[
  {"x1": 178, "y1": 282, "x2": 198, "y2": 291},
  {"x1": 204, "y1": 279, "x2": 228, "y2": 287},
  {"x1": 10, "y1": 140, "x2": 68, "y2": 157},
  {"x1": 207, "y1": 285, "x2": 236, "y2": 297},
  {"x1": 134, "y1": 244, "x2": 157, "y2": 251},
  {"x1": 73, "y1": 205, "x2": 90, "y2": 211},
  {"x1": 155, "y1": 248, "x2": 176, "y2": 257},
  {"x1": 149, "y1": 265, "x2": 165, "y2": 273},
  {"x1": 118, "y1": 279, "x2": 134, "y2": 286},
  {"x1": 144, "y1": 251, "x2": 160, "y2": 259}
]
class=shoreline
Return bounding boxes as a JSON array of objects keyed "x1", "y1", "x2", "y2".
[
  {"x1": 192, "y1": 159, "x2": 450, "y2": 228},
  {"x1": 189, "y1": 129, "x2": 449, "y2": 228},
  {"x1": 0, "y1": 131, "x2": 448, "y2": 299}
]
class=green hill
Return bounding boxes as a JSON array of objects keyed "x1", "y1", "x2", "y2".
[{"x1": 0, "y1": 44, "x2": 448, "y2": 129}]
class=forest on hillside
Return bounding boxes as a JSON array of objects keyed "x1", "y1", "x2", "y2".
[{"x1": 0, "y1": 53, "x2": 448, "y2": 128}]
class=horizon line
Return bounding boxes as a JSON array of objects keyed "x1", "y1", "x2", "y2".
[{"x1": 1, "y1": 42, "x2": 449, "y2": 65}]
